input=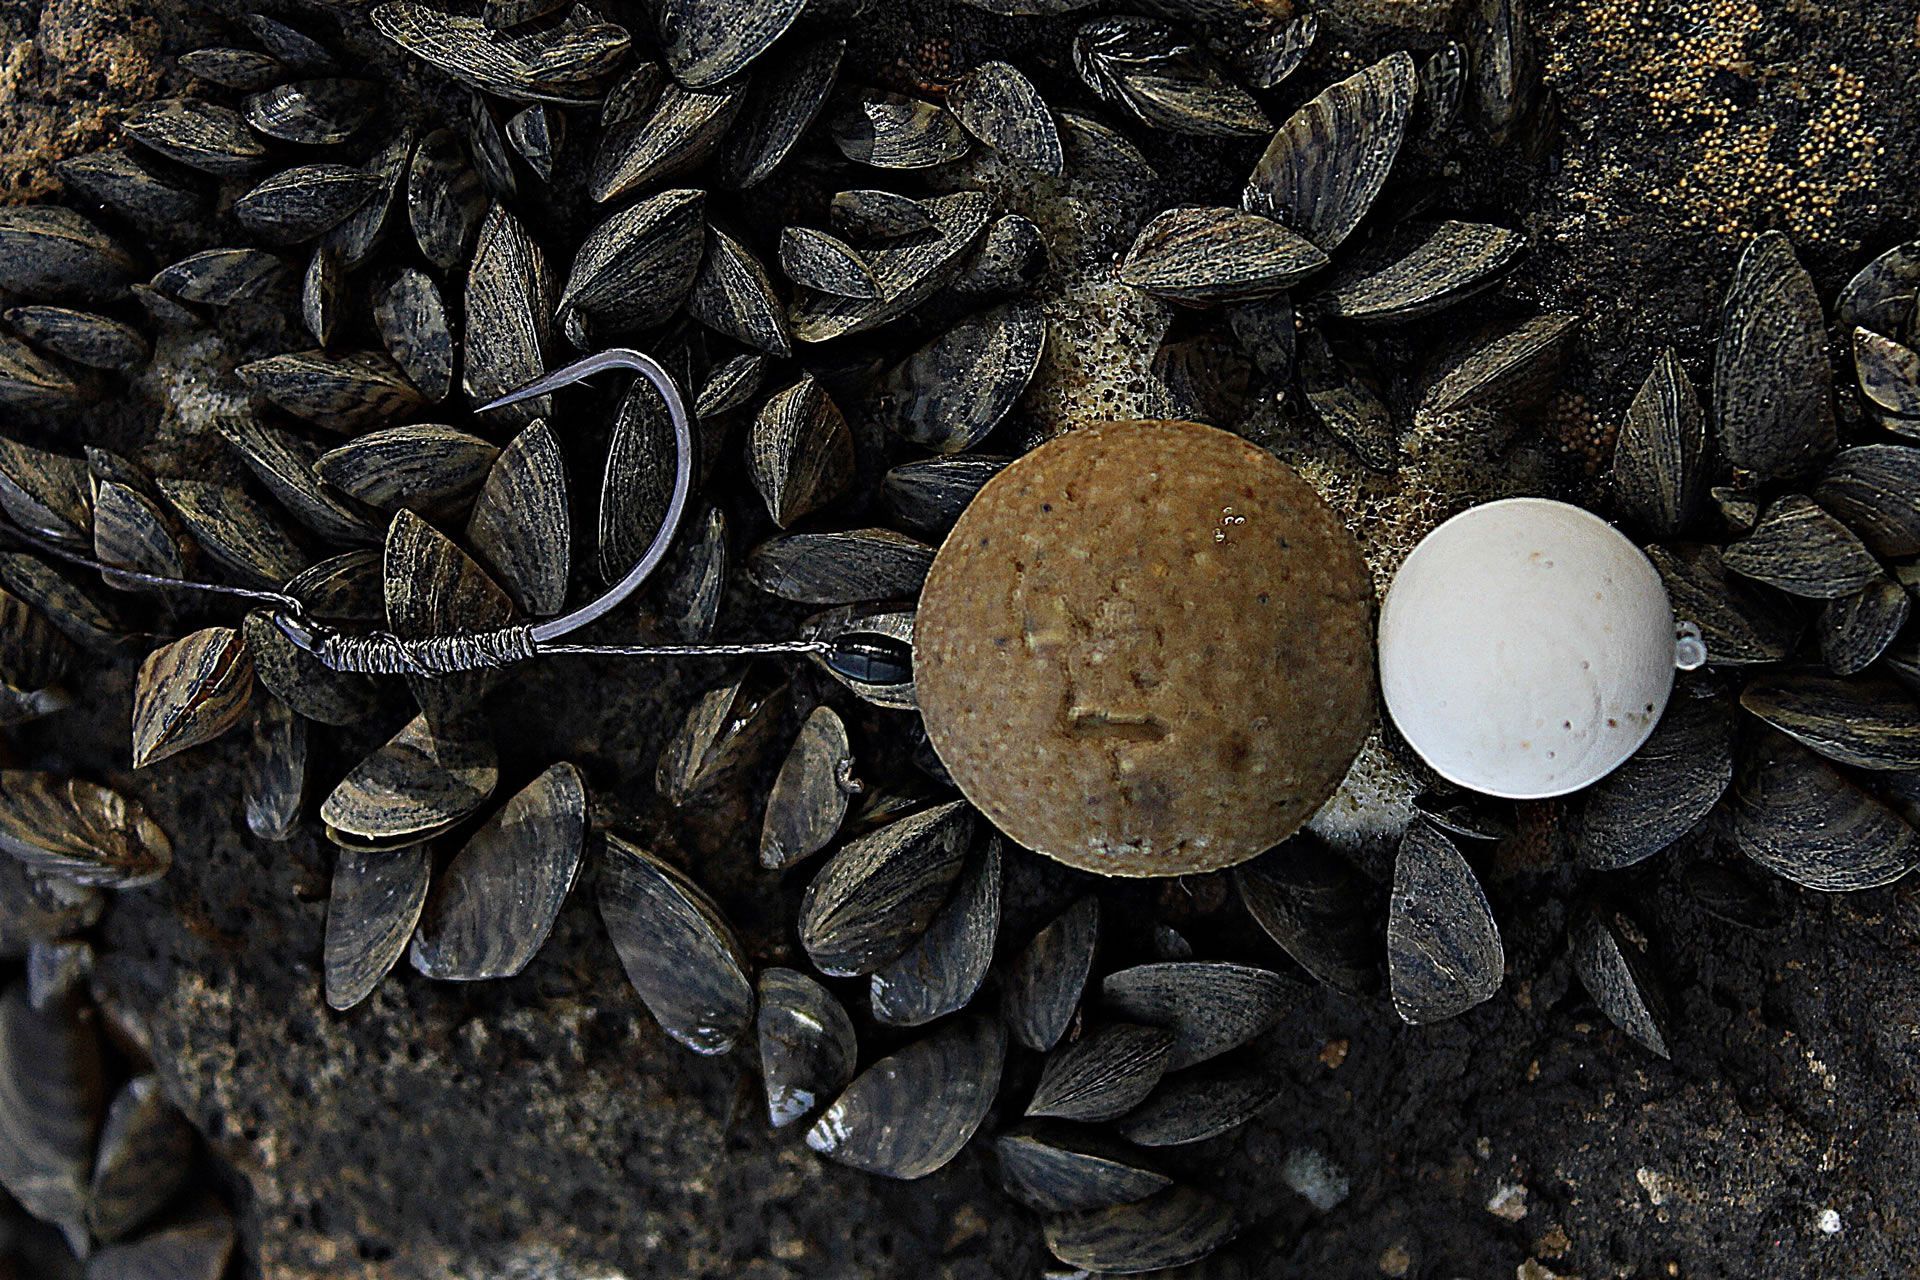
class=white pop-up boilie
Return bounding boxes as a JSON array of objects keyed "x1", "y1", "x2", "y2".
[{"x1": 1377, "y1": 498, "x2": 1704, "y2": 800}]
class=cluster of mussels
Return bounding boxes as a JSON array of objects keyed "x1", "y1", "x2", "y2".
[{"x1": 0, "y1": 0, "x2": 1909, "y2": 1272}]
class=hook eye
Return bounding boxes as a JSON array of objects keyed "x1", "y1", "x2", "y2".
[{"x1": 270, "y1": 610, "x2": 320, "y2": 653}]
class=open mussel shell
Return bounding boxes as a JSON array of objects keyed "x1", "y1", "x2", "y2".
[
  {"x1": 1043, "y1": 1185, "x2": 1237, "y2": 1275},
  {"x1": 598, "y1": 834, "x2": 753, "y2": 1055},
  {"x1": 1571, "y1": 906, "x2": 1671, "y2": 1059},
  {"x1": 756, "y1": 967, "x2": 857, "y2": 1128},
  {"x1": 798, "y1": 799, "x2": 972, "y2": 978},
  {"x1": 948, "y1": 61, "x2": 1064, "y2": 177},
  {"x1": 996, "y1": 1124, "x2": 1170, "y2": 1213},
  {"x1": 1646, "y1": 542, "x2": 1804, "y2": 666},
  {"x1": 1027, "y1": 1023, "x2": 1172, "y2": 1122},
  {"x1": 1003, "y1": 895, "x2": 1099, "y2": 1052},
  {"x1": 1072, "y1": 16, "x2": 1269, "y2": 139},
  {"x1": 1233, "y1": 841, "x2": 1382, "y2": 996},
  {"x1": 1739, "y1": 672, "x2": 1920, "y2": 771},
  {"x1": 410, "y1": 763, "x2": 588, "y2": 981},
  {"x1": 761, "y1": 705, "x2": 858, "y2": 870},
  {"x1": 1110, "y1": 1050, "x2": 1283, "y2": 1147},
  {"x1": 0, "y1": 981, "x2": 104, "y2": 1250},
  {"x1": 656, "y1": 668, "x2": 787, "y2": 806},
  {"x1": 320, "y1": 714, "x2": 499, "y2": 852},
  {"x1": 806, "y1": 1014, "x2": 1005, "y2": 1179},
  {"x1": 1713, "y1": 230, "x2": 1836, "y2": 484},
  {"x1": 1388, "y1": 822, "x2": 1504, "y2": 1023},
  {"x1": 831, "y1": 90, "x2": 970, "y2": 171},
  {"x1": 871, "y1": 834, "x2": 1001, "y2": 1027},
  {"x1": 0, "y1": 771, "x2": 172, "y2": 888},
  {"x1": 1100, "y1": 961, "x2": 1290, "y2": 1070},
  {"x1": 244, "y1": 695, "x2": 308, "y2": 843},
  {"x1": 745, "y1": 528, "x2": 936, "y2": 606},
  {"x1": 88, "y1": 1074, "x2": 194, "y2": 1243},
  {"x1": 1731, "y1": 732, "x2": 1920, "y2": 892},
  {"x1": 324, "y1": 841, "x2": 431, "y2": 1011},
  {"x1": 1854, "y1": 326, "x2": 1920, "y2": 419},
  {"x1": 130, "y1": 626, "x2": 254, "y2": 769},
  {"x1": 1611, "y1": 347, "x2": 1707, "y2": 539},
  {"x1": 1576, "y1": 694, "x2": 1733, "y2": 870},
  {"x1": 243, "y1": 610, "x2": 382, "y2": 728},
  {"x1": 748, "y1": 377, "x2": 855, "y2": 527},
  {"x1": 1243, "y1": 52, "x2": 1415, "y2": 253},
  {"x1": 464, "y1": 420, "x2": 570, "y2": 617}
]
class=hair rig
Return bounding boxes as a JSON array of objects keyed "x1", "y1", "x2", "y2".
[{"x1": 4, "y1": 349, "x2": 912, "y2": 689}]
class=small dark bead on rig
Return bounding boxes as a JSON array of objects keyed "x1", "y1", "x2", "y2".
[{"x1": 826, "y1": 634, "x2": 915, "y2": 687}]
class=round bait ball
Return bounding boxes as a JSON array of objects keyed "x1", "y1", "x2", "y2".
[
  {"x1": 915, "y1": 419, "x2": 1375, "y2": 877},
  {"x1": 1377, "y1": 498, "x2": 1678, "y2": 800}
]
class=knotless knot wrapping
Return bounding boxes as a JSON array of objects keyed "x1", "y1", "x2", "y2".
[{"x1": 313, "y1": 625, "x2": 540, "y2": 675}]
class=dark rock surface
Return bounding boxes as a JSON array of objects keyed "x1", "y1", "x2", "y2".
[{"x1": 5, "y1": 0, "x2": 1920, "y2": 1278}]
